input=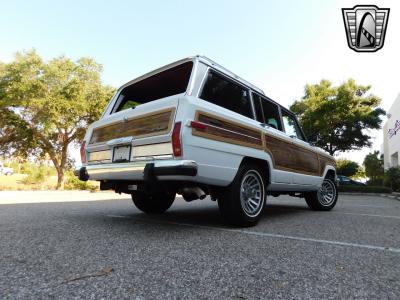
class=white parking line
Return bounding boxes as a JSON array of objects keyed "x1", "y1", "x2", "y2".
[
  {"x1": 269, "y1": 201, "x2": 398, "y2": 209},
  {"x1": 341, "y1": 204, "x2": 400, "y2": 209},
  {"x1": 338, "y1": 212, "x2": 400, "y2": 220},
  {"x1": 107, "y1": 215, "x2": 400, "y2": 254},
  {"x1": 267, "y1": 204, "x2": 400, "y2": 219},
  {"x1": 289, "y1": 208, "x2": 400, "y2": 220}
]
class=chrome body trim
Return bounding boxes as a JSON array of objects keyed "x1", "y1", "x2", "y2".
[{"x1": 106, "y1": 136, "x2": 134, "y2": 146}]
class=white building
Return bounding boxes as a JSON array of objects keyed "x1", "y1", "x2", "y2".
[{"x1": 383, "y1": 94, "x2": 400, "y2": 169}]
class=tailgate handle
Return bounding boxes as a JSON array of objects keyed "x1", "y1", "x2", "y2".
[{"x1": 106, "y1": 136, "x2": 134, "y2": 146}]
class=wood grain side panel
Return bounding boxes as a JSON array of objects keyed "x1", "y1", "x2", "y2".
[
  {"x1": 193, "y1": 111, "x2": 263, "y2": 149},
  {"x1": 263, "y1": 134, "x2": 296, "y2": 170},
  {"x1": 192, "y1": 110, "x2": 335, "y2": 177},
  {"x1": 89, "y1": 108, "x2": 175, "y2": 144},
  {"x1": 318, "y1": 155, "x2": 336, "y2": 176},
  {"x1": 264, "y1": 133, "x2": 322, "y2": 176},
  {"x1": 198, "y1": 114, "x2": 261, "y2": 139},
  {"x1": 291, "y1": 146, "x2": 320, "y2": 175}
]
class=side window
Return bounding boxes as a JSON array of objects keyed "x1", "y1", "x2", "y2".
[
  {"x1": 253, "y1": 93, "x2": 282, "y2": 131},
  {"x1": 200, "y1": 71, "x2": 253, "y2": 119},
  {"x1": 282, "y1": 110, "x2": 305, "y2": 140}
]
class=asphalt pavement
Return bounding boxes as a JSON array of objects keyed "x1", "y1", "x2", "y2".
[{"x1": 0, "y1": 192, "x2": 399, "y2": 299}]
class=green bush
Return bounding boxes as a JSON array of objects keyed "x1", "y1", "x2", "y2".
[
  {"x1": 337, "y1": 159, "x2": 360, "y2": 177},
  {"x1": 8, "y1": 160, "x2": 20, "y2": 171},
  {"x1": 338, "y1": 185, "x2": 392, "y2": 193},
  {"x1": 10, "y1": 161, "x2": 57, "y2": 176},
  {"x1": 21, "y1": 165, "x2": 47, "y2": 184},
  {"x1": 383, "y1": 167, "x2": 400, "y2": 192},
  {"x1": 64, "y1": 170, "x2": 98, "y2": 191},
  {"x1": 367, "y1": 178, "x2": 384, "y2": 186},
  {"x1": 20, "y1": 162, "x2": 34, "y2": 174}
]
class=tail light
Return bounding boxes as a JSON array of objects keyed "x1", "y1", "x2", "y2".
[
  {"x1": 172, "y1": 122, "x2": 182, "y2": 157},
  {"x1": 80, "y1": 141, "x2": 86, "y2": 164}
]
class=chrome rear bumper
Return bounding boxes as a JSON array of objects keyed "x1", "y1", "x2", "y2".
[{"x1": 74, "y1": 160, "x2": 197, "y2": 181}]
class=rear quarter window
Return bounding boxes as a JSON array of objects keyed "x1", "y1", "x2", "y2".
[{"x1": 199, "y1": 71, "x2": 253, "y2": 119}]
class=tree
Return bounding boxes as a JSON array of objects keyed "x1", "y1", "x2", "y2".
[
  {"x1": 352, "y1": 166, "x2": 366, "y2": 181},
  {"x1": 363, "y1": 151, "x2": 384, "y2": 184},
  {"x1": 290, "y1": 79, "x2": 385, "y2": 155},
  {"x1": 336, "y1": 159, "x2": 359, "y2": 177},
  {"x1": 0, "y1": 50, "x2": 115, "y2": 189}
]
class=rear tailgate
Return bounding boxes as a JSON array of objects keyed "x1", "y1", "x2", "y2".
[{"x1": 85, "y1": 97, "x2": 179, "y2": 164}]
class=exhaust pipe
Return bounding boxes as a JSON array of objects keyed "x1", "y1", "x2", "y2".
[{"x1": 181, "y1": 186, "x2": 206, "y2": 201}]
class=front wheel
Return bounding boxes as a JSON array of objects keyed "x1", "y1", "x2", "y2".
[
  {"x1": 305, "y1": 178, "x2": 338, "y2": 211},
  {"x1": 217, "y1": 163, "x2": 267, "y2": 227},
  {"x1": 131, "y1": 189, "x2": 175, "y2": 214}
]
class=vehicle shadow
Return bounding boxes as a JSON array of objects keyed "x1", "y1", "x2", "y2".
[{"x1": 90, "y1": 199, "x2": 311, "y2": 229}]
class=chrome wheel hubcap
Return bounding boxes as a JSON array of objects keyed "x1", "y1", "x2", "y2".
[
  {"x1": 240, "y1": 170, "x2": 264, "y2": 217},
  {"x1": 318, "y1": 179, "x2": 336, "y2": 206}
]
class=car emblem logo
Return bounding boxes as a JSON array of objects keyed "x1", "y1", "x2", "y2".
[{"x1": 342, "y1": 5, "x2": 390, "y2": 52}]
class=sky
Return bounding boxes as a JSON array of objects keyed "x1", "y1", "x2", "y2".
[{"x1": 1, "y1": 0, "x2": 399, "y2": 164}]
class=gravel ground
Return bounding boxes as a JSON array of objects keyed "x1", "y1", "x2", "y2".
[{"x1": 0, "y1": 192, "x2": 399, "y2": 299}]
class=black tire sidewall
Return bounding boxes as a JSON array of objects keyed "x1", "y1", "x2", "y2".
[
  {"x1": 305, "y1": 178, "x2": 338, "y2": 211},
  {"x1": 319, "y1": 178, "x2": 338, "y2": 208},
  {"x1": 218, "y1": 163, "x2": 267, "y2": 226}
]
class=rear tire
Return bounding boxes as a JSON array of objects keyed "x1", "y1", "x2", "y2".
[
  {"x1": 305, "y1": 178, "x2": 338, "y2": 211},
  {"x1": 131, "y1": 189, "x2": 175, "y2": 214},
  {"x1": 217, "y1": 163, "x2": 267, "y2": 227}
]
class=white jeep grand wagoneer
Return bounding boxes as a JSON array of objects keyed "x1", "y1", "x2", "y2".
[{"x1": 76, "y1": 56, "x2": 337, "y2": 226}]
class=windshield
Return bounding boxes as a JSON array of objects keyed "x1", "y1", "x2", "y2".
[{"x1": 114, "y1": 61, "x2": 193, "y2": 112}]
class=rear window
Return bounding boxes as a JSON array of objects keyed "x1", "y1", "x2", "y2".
[{"x1": 114, "y1": 61, "x2": 193, "y2": 112}]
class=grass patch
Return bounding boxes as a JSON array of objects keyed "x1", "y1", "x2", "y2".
[
  {"x1": 0, "y1": 173, "x2": 57, "y2": 191},
  {"x1": 0, "y1": 172, "x2": 98, "y2": 191}
]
